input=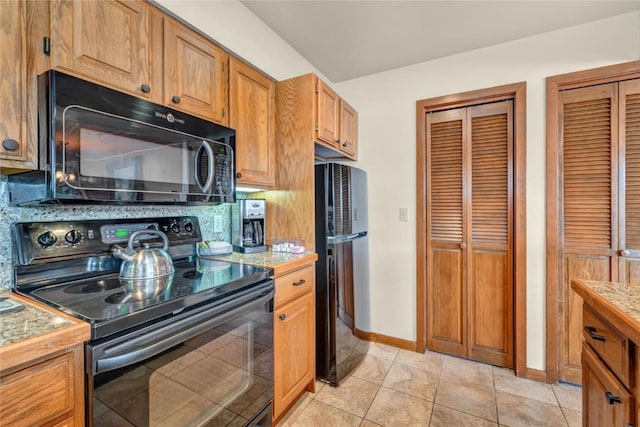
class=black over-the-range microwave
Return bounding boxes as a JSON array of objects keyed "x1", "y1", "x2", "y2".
[{"x1": 8, "y1": 70, "x2": 236, "y2": 206}]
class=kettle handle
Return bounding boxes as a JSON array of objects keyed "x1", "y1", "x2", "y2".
[{"x1": 128, "y1": 230, "x2": 170, "y2": 251}]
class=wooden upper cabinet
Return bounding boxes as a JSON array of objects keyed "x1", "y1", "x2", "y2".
[
  {"x1": 229, "y1": 58, "x2": 276, "y2": 188},
  {"x1": 49, "y1": 0, "x2": 156, "y2": 100},
  {"x1": 277, "y1": 73, "x2": 358, "y2": 161},
  {"x1": 163, "y1": 18, "x2": 229, "y2": 125},
  {"x1": 339, "y1": 99, "x2": 358, "y2": 158},
  {"x1": 316, "y1": 80, "x2": 340, "y2": 148},
  {"x1": 0, "y1": 0, "x2": 34, "y2": 171}
]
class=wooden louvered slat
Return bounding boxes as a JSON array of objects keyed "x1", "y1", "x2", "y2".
[
  {"x1": 471, "y1": 113, "x2": 509, "y2": 245},
  {"x1": 563, "y1": 96, "x2": 612, "y2": 249},
  {"x1": 626, "y1": 92, "x2": 640, "y2": 249},
  {"x1": 430, "y1": 119, "x2": 463, "y2": 242}
]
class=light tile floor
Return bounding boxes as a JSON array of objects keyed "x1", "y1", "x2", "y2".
[{"x1": 278, "y1": 342, "x2": 582, "y2": 427}]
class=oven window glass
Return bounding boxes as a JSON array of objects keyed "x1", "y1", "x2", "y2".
[
  {"x1": 91, "y1": 306, "x2": 273, "y2": 426},
  {"x1": 58, "y1": 106, "x2": 233, "y2": 199}
]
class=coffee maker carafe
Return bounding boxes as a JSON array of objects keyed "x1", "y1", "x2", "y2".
[{"x1": 232, "y1": 199, "x2": 268, "y2": 253}]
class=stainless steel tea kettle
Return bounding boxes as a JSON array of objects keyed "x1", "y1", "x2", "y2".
[{"x1": 112, "y1": 230, "x2": 175, "y2": 279}]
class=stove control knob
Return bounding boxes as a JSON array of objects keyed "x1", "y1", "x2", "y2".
[
  {"x1": 65, "y1": 229, "x2": 82, "y2": 245},
  {"x1": 171, "y1": 222, "x2": 181, "y2": 234},
  {"x1": 37, "y1": 231, "x2": 57, "y2": 248},
  {"x1": 183, "y1": 222, "x2": 193, "y2": 233}
]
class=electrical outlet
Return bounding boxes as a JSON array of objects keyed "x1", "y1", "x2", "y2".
[{"x1": 399, "y1": 208, "x2": 408, "y2": 222}]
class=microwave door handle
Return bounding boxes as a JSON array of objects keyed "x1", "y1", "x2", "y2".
[{"x1": 195, "y1": 141, "x2": 215, "y2": 193}]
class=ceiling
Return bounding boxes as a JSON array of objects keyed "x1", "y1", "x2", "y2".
[{"x1": 241, "y1": 0, "x2": 640, "y2": 83}]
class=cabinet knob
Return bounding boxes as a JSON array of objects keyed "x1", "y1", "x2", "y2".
[
  {"x1": 2, "y1": 138, "x2": 19, "y2": 151},
  {"x1": 171, "y1": 95, "x2": 181, "y2": 104},
  {"x1": 459, "y1": 242, "x2": 467, "y2": 249},
  {"x1": 605, "y1": 391, "x2": 622, "y2": 405},
  {"x1": 342, "y1": 142, "x2": 348, "y2": 148},
  {"x1": 141, "y1": 84, "x2": 151, "y2": 93},
  {"x1": 236, "y1": 172, "x2": 242, "y2": 179},
  {"x1": 620, "y1": 249, "x2": 631, "y2": 257},
  {"x1": 279, "y1": 313, "x2": 286, "y2": 321}
]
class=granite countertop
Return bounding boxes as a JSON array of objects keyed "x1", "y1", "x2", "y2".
[
  {"x1": 212, "y1": 250, "x2": 318, "y2": 276},
  {"x1": 0, "y1": 291, "x2": 90, "y2": 373},
  {"x1": 572, "y1": 279, "x2": 640, "y2": 345},
  {"x1": 0, "y1": 291, "x2": 74, "y2": 346}
]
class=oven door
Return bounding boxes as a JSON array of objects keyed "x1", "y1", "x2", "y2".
[{"x1": 87, "y1": 283, "x2": 274, "y2": 427}]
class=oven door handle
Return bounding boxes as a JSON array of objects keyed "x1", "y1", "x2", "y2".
[{"x1": 94, "y1": 288, "x2": 273, "y2": 375}]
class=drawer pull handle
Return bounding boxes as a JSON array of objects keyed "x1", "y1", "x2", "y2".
[
  {"x1": 605, "y1": 391, "x2": 622, "y2": 405},
  {"x1": 279, "y1": 314, "x2": 286, "y2": 321},
  {"x1": 293, "y1": 279, "x2": 306, "y2": 287},
  {"x1": 584, "y1": 326, "x2": 606, "y2": 342}
]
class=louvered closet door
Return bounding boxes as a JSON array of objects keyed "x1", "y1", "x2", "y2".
[
  {"x1": 559, "y1": 83, "x2": 617, "y2": 385},
  {"x1": 467, "y1": 102, "x2": 513, "y2": 367},
  {"x1": 427, "y1": 108, "x2": 467, "y2": 358},
  {"x1": 619, "y1": 80, "x2": 640, "y2": 283},
  {"x1": 426, "y1": 101, "x2": 513, "y2": 366}
]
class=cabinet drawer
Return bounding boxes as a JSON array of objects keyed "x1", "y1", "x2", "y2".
[
  {"x1": 583, "y1": 306, "x2": 631, "y2": 387},
  {"x1": 275, "y1": 264, "x2": 314, "y2": 307},
  {"x1": 0, "y1": 351, "x2": 75, "y2": 426}
]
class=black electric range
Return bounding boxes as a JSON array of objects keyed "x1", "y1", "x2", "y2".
[{"x1": 12, "y1": 216, "x2": 273, "y2": 340}]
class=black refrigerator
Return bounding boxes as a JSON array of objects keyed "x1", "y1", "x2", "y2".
[{"x1": 315, "y1": 163, "x2": 370, "y2": 386}]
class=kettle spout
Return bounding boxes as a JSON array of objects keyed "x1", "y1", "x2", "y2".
[{"x1": 112, "y1": 245, "x2": 135, "y2": 262}]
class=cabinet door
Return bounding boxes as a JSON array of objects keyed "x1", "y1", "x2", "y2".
[
  {"x1": 316, "y1": 80, "x2": 340, "y2": 148},
  {"x1": 273, "y1": 291, "x2": 314, "y2": 420},
  {"x1": 0, "y1": 352, "x2": 76, "y2": 426},
  {"x1": 0, "y1": 0, "x2": 33, "y2": 168},
  {"x1": 339, "y1": 99, "x2": 358, "y2": 159},
  {"x1": 50, "y1": 0, "x2": 154, "y2": 99},
  {"x1": 230, "y1": 58, "x2": 276, "y2": 188},
  {"x1": 164, "y1": 18, "x2": 228, "y2": 125},
  {"x1": 582, "y1": 344, "x2": 632, "y2": 427}
]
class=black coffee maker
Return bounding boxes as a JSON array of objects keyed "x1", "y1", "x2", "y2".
[{"x1": 232, "y1": 199, "x2": 268, "y2": 253}]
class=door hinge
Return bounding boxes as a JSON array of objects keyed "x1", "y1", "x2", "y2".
[
  {"x1": 222, "y1": 62, "x2": 225, "y2": 72},
  {"x1": 315, "y1": 84, "x2": 319, "y2": 94},
  {"x1": 43, "y1": 37, "x2": 50, "y2": 56},
  {"x1": 315, "y1": 122, "x2": 319, "y2": 131},
  {"x1": 222, "y1": 108, "x2": 225, "y2": 118}
]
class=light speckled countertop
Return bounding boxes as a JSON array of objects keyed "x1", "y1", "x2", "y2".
[
  {"x1": 0, "y1": 291, "x2": 74, "y2": 346},
  {"x1": 580, "y1": 280, "x2": 640, "y2": 323},
  {"x1": 0, "y1": 291, "x2": 90, "y2": 373},
  {"x1": 211, "y1": 250, "x2": 318, "y2": 276},
  {"x1": 572, "y1": 279, "x2": 640, "y2": 345}
]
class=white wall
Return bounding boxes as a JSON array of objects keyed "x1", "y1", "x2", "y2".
[
  {"x1": 334, "y1": 12, "x2": 640, "y2": 371},
  {"x1": 156, "y1": 0, "x2": 640, "y2": 371}
]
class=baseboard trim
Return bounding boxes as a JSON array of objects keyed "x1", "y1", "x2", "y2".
[
  {"x1": 354, "y1": 328, "x2": 417, "y2": 351},
  {"x1": 525, "y1": 367, "x2": 548, "y2": 383}
]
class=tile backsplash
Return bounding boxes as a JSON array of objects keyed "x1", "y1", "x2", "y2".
[{"x1": 0, "y1": 175, "x2": 232, "y2": 289}]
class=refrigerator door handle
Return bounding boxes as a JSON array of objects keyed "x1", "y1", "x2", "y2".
[{"x1": 327, "y1": 231, "x2": 367, "y2": 244}]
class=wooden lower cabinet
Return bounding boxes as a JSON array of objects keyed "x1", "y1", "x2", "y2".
[
  {"x1": 583, "y1": 344, "x2": 632, "y2": 426},
  {"x1": 273, "y1": 263, "x2": 316, "y2": 422},
  {"x1": 580, "y1": 304, "x2": 634, "y2": 427},
  {"x1": 0, "y1": 343, "x2": 85, "y2": 427}
]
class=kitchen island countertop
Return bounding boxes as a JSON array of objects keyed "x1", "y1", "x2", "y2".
[
  {"x1": 211, "y1": 250, "x2": 318, "y2": 276},
  {"x1": 572, "y1": 279, "x2": 640, "y2": 346}
]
